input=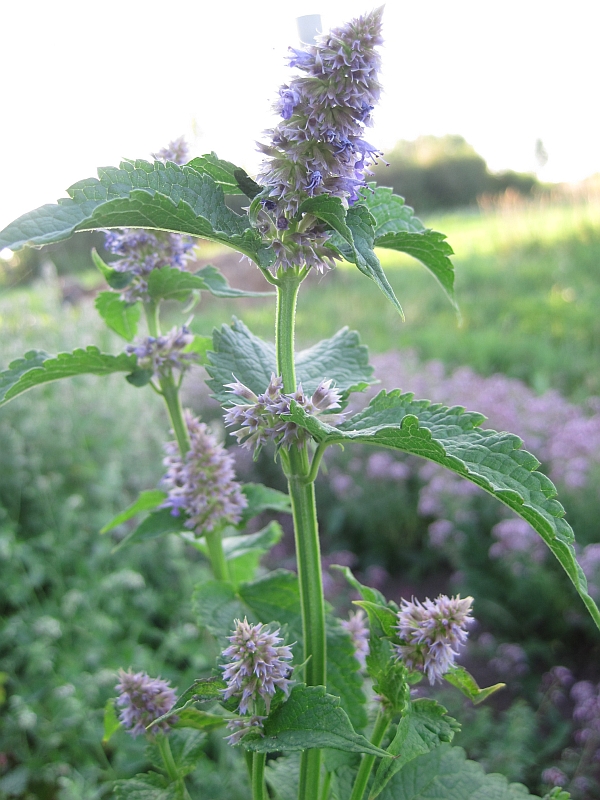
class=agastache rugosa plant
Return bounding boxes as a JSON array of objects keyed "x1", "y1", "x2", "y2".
[{"x1": 0, "y1": 8, "x2": 593, "y2": 800}]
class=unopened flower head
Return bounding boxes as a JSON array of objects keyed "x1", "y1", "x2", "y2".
[
  {"x1": 257, "y1": 8, "x2": 384, "y2": 273},
  {"x1": 224, "y1": 714, "x2": 267, "y2": 745},
  {"x1": 103, "y1": 138, "x2": 194, "y2": 302},
  {"x1": 341, "y1": 609, "x2": 370, "y2": 669},
  {"x1": 394, "y1": 595, "x2": 474, "y2": 684},
  {"x1": 161, "y1": 411, "x2": 247, "y2": 534},
  {"x1": 221, "y1": 618, "x2": 294, "y2": 715},
  {"x1": 115, "y1": 669, "x2": 177, "y2": 737},
  {"x1": 126, "y1": 325, "x2": 197, "y2": 377},
  {"x1": 224, "y1": 374, "x2": 343, "y2": 455}
]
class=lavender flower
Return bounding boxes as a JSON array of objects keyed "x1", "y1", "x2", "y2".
[
  {"x1": 221, "y1": 618, "x2": 294, "y2": 720},
  {"x1": 103, "y1": 138, "x2": 194, "y2": 302},
  {"x1": 489, "y1": 517, "x2": 547, "y2": 567},
  {"x1": 394, "y1": 595, "x2": 474, "y2": 684},
  {"x1": 126, "y1": 325, "x2": 197, "y2": 377},
  {"x1": 341, "y1": 609, "x2": 370, "y2": 669},
  {"x1": 224, "y1": 374, "x2": 343, "y2": 455},
  {"x1": 161, "y1": 411, "x2": 247, "y2": 534},
  {"x1": 257, "y1": 8, "x2": 384, "y2": 272},
  {"x1": 224, "y1": 714, "x2": 268, "y2": 746},
  {"x1": 115, "y1": 669, "x2": 177, "y2": 736}
]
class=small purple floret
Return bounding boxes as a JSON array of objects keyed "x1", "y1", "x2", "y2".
[{"x1": 115, "y1": 669, "x2": 177, "y2": 737}]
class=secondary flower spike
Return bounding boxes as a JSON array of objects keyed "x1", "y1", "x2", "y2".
[
  {"x1": 161, "y1": 411, "x2": 247, "y2": 533},
  {"x1": 126, "y1": 325, "x2": 197, "y2": 377},
  {"x1": 394, "y1": 594, "x2": 474, "y2": 684},
  {"x1": 257, "y1": 8, "x2": 384, "y2": 272},
  {"x1": 115, "y1": 669, "x2": 177, "y2": 737}
]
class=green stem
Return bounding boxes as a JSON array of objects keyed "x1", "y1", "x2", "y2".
[
  {"x1": 157, "y1": 734, "x2": 179, "y2": 781},
  {"x1": 205, "y1": 528, "x2": 230, "y2": 582},
  {"x1": 276, "y1": 275, "x2": 326, "y2": 800},
  {"x1": 319, "y1": 770, "x2": 332, "y2": 800},
  {"x1": 348, "y1": 709, "x2": 391, "y2": 800},
  {"x1": 252, "y1": 752, "x2": 267, "y2": 800}
]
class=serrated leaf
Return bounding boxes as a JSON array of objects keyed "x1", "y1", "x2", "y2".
[
  {"x1": 370, "y1": 699, "x2": 460, "y2": 799},
  {"x1": 146, "y1": 266, "x2": 207, "y2": 302},
  {"x1": 113, "y1": 508, "x2": 188, "y2": 552},
  {"x1": 172, "y1": 709, "x2": 226, "y2": 732},
  {"x1": 102, "y1": 698, "x2": 121, "y2": 743},
  {"x1": 242, "y1": 685, "x2": 389, "y2": 756},
  {"x1": 443, "y1": 665, "x2": 505, "y2": 705},
  {"x1": 0, "y1": 160, "x2": 273, "y2": 267},
  {"x1": 378, "y1": 743, "x2": 546, "y2": 800},
  {"x1": 100, "y1": 489, "x2": 167, "y2": 534},
  {"x1": 299, "y1": 195, "x2": 355, "y2": 246},
  {"x1": 0, "y1": 347, "x2": 136, "y2": 407},
  {"x1": 187, "y1": 152, "x2": 245, "y2": 194},
  {"x1": 284, "y1": 390, "x2": 600, "y2": 631},
  {"x1": 196, "y1": 264, "x2": 273, "y2": 298},
  {"x1": 91, "y1": 247, "x2": 133, "y2": 289},
  {"x1": 239, "y1": 569, "x2": 304, "y2": 643},
  {"x1": 148, "y1": 678, "x2": 228, "y2": 732},
  {"x1": 193, "y1": 580, "x2": 248, "y2": 646},
  {"x1": 113, "y1": 772, "x2": 182, "y2": 800},
  {"x1": 358, "y1": 185, "x2": 426, "y2": 237},
  {"x1": 167, "y1": 729, "x2": 207, "y2": 777},
  {"x1": 207, "y1": 319, "x2": 375, "y2": 404},
  {"x1": 239, "y1": 483, "x2": 292, "y2": 526},
  {"x1": 95, "y1": 291, "x2": 141, "y2": 341}
]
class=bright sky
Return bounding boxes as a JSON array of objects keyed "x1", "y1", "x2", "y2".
[{"x1": 1, "y1": 0, "x2": 599, "y2": 232}]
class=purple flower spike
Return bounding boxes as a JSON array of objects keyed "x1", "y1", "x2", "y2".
[
  {"x1": 394, "y1": 595, "x2": 474, "y2": 684},
  {"x1": 341, "y1": 609, "x2": 370, "y2": 669},
  {"x1": 115, "y1": 669, "x2": 177, "y2": 737},
  {"x1": 125, "y1": 325, "x2": 197, "y2": 377},
  {"x1": 161, "y1": 411, "x2": 247, "y2": 534}
]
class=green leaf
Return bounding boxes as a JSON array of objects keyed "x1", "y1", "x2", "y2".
[
  {"x1": 146, "y1": 266, "x2": 207, "y2": 302},
  {"x1": 167, "y1": 730, "x2": 207, "y2": 777},
  {"x1": 91, "y1": 247, "x2": 133, "y2": 289},
  {"x1": 376, "y1": 230, "x2": 457, "y2": 312},
  {"x1": 196, "y1": 264, "x2": 273, "y2": 298},
  {"x1": 193, "y1": 580, "x2": 248, "y2": 646},
  {"x1": 233, "y1": 168, "x2": 262, "y2": 200},
  {"x1": 187, "y1": 152, "x2": 246, "y2": 194},
  {"x1": 285, "y1": 390, "x2": 600, "y2": 631},
  {"x1": 126, "y1": 367, "x2": 154, "y2": 387},
  {"x1": 184, "y1": 335, "x2": 212, "y2": 365},
  {"x1": 299, "y1": 195, "x2": 355, "y2": 246},
  {"x1": 370, "y1": 699, "x2": 460, "y2": 799},
  {"x1": 148, "y1": 677, "x2": 228, "y2": 732},
  {"x1": 0, "y1": 347, "x2": 137, "y2": 407},
  {"x1": 443, "y1": 665, "x2": 505, "y2": 705},
  {"x1": 100, "y1": 489, "x2": 167, "y2": 534},
  {"x1": 327, "y1": 618, "x2": 367, "y2": 731},
  {"x1": 95, "y1": 291, "x2": 141, "y2": 341},
  {"x1": 378, "y1": 744, "x2": 547, "y2": 800},
  {"x1": 330, "y1": 565, "x2": 388, "y2": 607},
  {"x1": 102, "y1": 699, "x2": 121, "y2": 743},
  {"x1": 239, "y1": 569, "x2": 304, "y2": 643},
  {"x1": 354, "y1": 601, "x2": 398, "y2": 639},
  {"x1": 239, "y1": 483, "x2": 292, "y2": 526},
  {"x1": 113, "y1": 508, "x2": 188, "y2": 552},
  {"x1": 0, "y1": 160, "x2": 273, "y2": 267},
  {"x1": 114, "y1": 772, "x2": 182, "y2": 800},
  {"x1": 242, "y1": 685, "x2": 390, "y2": 756},
  {"x1": 172, "y1": 709, "x2": 226, "y2": 732},
  {"x1": 358, "y1": 185, "x2": 426, "y2": 237},
  {"x1": 265, "y1": 754, "x2": 301, "y2": 800},
  {"x1": 208, "y1": 319, "x2": 375, "y2": 403}
]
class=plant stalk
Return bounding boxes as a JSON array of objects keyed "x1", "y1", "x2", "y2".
[
  {"x1": 276, "y1": 274, "x2": 326, "y2": 800},
  {"x1": 252, "y1": 752, "x2": 267, "y2": 800},
  {"x1": 205, "y1": 528, "x2": 230, "y2": 582},
  {"x1": 348, "y1": 709, "x2": 391, "y2": 800}
]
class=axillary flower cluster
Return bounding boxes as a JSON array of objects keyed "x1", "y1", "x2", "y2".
[{"x1": 256, "y1": 7, "x2": 384, "y2": 272}]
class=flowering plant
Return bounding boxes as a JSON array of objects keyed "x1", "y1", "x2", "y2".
[{"x1": 0, "y1": 8, "x2": 592, "y2": 800}]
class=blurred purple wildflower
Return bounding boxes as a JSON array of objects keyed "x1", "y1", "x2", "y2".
[
  {"x1": 341, "y1": 609, "x2": 370, "y2": 669},
  {"x1": 579, "y1": 544, "x2": 600, "y2": 601},
  {"x1": 126, "y1": 325, "x2": 197, "y2": 377},
  {"x1": 221, "y1": 618, "x2": 294, "y2": 744},
  {"x1": 394, "y1": 594, "x2": 474, "y2": 684},
  {"x1": 257, "y1": 8, "x2": 384, "y2": 272},
  {"x1": 224, "y1": 374, "x2": 343, "y2": 455},
  {"x1": 115, "y1": 669, "x2": 177, "y2": 737},
  {"x1": 489, "y1": 517, "x2": 547, "y2": 567},
  {"x1": 161, "y1": 411, "x2": 247, "y2": 534},
  {"x1": 542, "y1": 768, "x2": 569, "y2": 788},
  {"x1": 152, "y1": 136, "x2": 190, "y2": 165}
]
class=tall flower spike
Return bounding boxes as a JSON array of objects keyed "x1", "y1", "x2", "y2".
[
  {"x1": 394, "y1": 595, "x2": 474, "y2": 684},
  {"x1": 224, "y1": 374, "x2": 343, "y2": 456},
  {"x1": 115, "y1": 669, "x2": 177, "y2": 737},
  {"x1": 103, "y1": 138, "x2": 194, "y2": 302},
  {"x1": 161, "y1": 411, "x2": 247, "y2": 534},
  {"x1": 257, "y1": 8, "x2": 384, "y2": 273},
  {"x1": 221, "y1": 618, "x2": 294, "y2": 716}
]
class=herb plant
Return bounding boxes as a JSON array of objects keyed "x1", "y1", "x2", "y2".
[{"x1": 0, "y1": 9, "x2": 594, "y2": 800}]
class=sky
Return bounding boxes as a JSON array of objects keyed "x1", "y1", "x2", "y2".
[{"x1": 1, "y1": 0, "x2": 599, "y2": 232}]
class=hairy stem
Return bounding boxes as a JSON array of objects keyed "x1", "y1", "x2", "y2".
[
  {"x1": 348, "y1": 709, "x2": 391, "y2": 800},
  {"x1": 252, "y1": 752, "x2": 267, "y2": 800},
  {"x1": 276, "y1": 273, "x2": 326, "y2": 800}
]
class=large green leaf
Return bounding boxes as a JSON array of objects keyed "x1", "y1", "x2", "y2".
[
  {"x1": 207, "y1": 318, "x2": 374, "y2": 404},
  {"x1": 186, "y1": 152, "x2": 246, "y2": 194},
  {"x1": 114, "y1": 772, "x2": 183, "y2": 800},
  {"x1": 358, "y1": 184, "x2": 426, "y2": 237},
  {"x1": 242, "y1": 685, "x2": 388, "y2": 757},
  {"x1": 378, "y1": 744, "x2": 547, "y2": 800},
  {"x1": 238, "y1": 483, "x2": 292, "y2": 526},
  {"x1": 146, "y1": 266, "x2": 208, "y2": 302},
  {"x1": 95, "y1": 291, "x2": 141, "y2": 340},
  {"x1": 0, "y1": 347, "x2": 136, "y2": 407},
  {"x1": 196, "y1": 264, "x2": 273, "y2": 298},
  {"x1": 0, "y1": 160, "x2": 273, "y2": 267},
  {"x1": 371, "y1": 699, "x2": 460, "y2": 799},
  {"x1": 285, "y1": 390, "x2": 600, "y2": 631}
]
